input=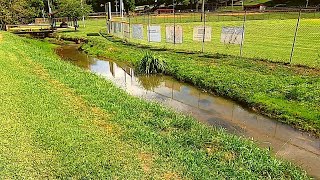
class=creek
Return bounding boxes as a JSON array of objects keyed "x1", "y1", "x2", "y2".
[{"x1": 56, "y1": 43, "x2": 320, "y2": 178}]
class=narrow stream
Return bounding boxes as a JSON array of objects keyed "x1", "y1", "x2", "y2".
[{"x1": 56, "y1": 44, "x2": 320, "y2": 178}]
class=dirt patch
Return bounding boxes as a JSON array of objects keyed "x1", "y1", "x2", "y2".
[
  {"x1": 93, "y1": 119, "x2": 114, "y2": 132},
  {"x1": 223, "y1": 152, "x2": 236, "y2": 161},
  {"x1": 216, "y1": 12, "x2": 261, "y2": 16},
  {"x1": 153, "y1": 14, "x2": 190, "y2": 18},
  {"x1": 163, "y1": 172, "x2": 181, "y2": 180},
  {"x1": 138, "y1": 152, "x2": 153, "y2": 173}
]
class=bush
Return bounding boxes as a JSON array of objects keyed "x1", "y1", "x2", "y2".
[{"x1": 136, "y1": 52, "x2": 166, "y2": 74}]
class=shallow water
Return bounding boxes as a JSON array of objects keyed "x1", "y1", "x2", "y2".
[{"x1": 56, "y1": 44, "x2": 320, "y2": 178}]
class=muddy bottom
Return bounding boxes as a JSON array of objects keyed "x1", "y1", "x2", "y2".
[{"x1": 56, "y1": 44, "x2": 320, "y2": 178}]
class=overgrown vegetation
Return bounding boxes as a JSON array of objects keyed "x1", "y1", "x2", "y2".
[
  {"x1": 0, "y1": 31, "x2": 310, "y2": 178},
  {"x1": 136, "y1": 52, "x2": 167, "y2": 74}
]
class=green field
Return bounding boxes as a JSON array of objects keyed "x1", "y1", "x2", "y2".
[
  {"x1": 0, "y1": 32, "x2": 310, "y2": 178},
  {"x1": 242, "y1": 0, "x2": 271, "y2": 5},
  {"x1": 98, "y1": 12, "x2": 320, "y2": 68}
]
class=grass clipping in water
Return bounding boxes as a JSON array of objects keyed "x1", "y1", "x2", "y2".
[{"x1": 136, "y1": 52, "x2": 166, "y2": 74}]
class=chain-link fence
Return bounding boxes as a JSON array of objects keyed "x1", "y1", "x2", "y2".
[{"x1": 105, "y1": 10, "x2": 320, "y2": 68}]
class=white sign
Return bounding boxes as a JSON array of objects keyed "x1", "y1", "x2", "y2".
[
  {"x1": 193, "y1": 26, "x2": 212, "y2": 41},
  {"x1": 123, "y1": 23, "x2": 130, "y2": 38},
  {"x1": 221, "y1": 27, "x2": 244, "y2": 45},
  {"x1": 166, "y1": 25, "x2": 183, "y2": 44},
  {"x1": 147, "y1": 25, "x2": 161, "y2": 42},
  {"x1": 132, "y1": 24, "x2": 144, "y2": 39}
]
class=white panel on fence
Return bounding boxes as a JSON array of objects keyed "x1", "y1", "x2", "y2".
[
  {"x1": 117, "y1": 22, "x2": 122, "y2": 34},
  {"x1": 193, "y1": 26, "x2": 212, "y2": 41},
  {"x1": 112, "y1": 22, "x2": 117, "y2": 34},
  {"x1": 166, "y1": 25, "x2": 183, "y2": 44},
  {"x1": 147, "y1": 25, "x2": 161, "y2": 42},
  {"x1": 114, "y1": 22, "x2": 119, "y2": 33},
  {"x1": 123, "y1": 23, "x2": 130, "y2": 38},
  {"x1": 132, "y1": 24, "x2": 144, "y2": 39},
  {"x1": 221, "y1": 27, "x2": 244, "y2": 45}
]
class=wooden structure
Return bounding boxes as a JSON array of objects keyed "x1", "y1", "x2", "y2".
[
  {"x1": 6, "y1": 24, "x2": 52, "y2": 33},
  {"x1": 5, "y1": 24, "x2": 53, "y2": 37},
  {"x1": 5, "y1": 17, "x2": 77, "y2": 37},
  {"x1": 35, "y1": 18, "x2": 50, "y2": 24},
  {"x1": 154, "y1": 9, "x2": 174, "y2": 14}
]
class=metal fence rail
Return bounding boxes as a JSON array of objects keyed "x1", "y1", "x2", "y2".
[{"x1": 106, "y1": 10, "x2": 320, "y2": 68}]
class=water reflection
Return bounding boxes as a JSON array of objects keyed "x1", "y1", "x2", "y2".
[{"x1": 56, "y1": 44, "x2": 320, "y2": 178}]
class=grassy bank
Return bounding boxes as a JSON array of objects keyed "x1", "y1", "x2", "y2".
[
  {"x1": 57, "y1": 25, "x2": 320, "y2": 136},
  {"x1": 0, "y1": 32, "x2": 309, "y2": 178},
  {"x1": 75, "y1": 17, "x2": 320, "y2": 68}
]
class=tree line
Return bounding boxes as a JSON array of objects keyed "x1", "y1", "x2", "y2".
[{"x1": 0, "y1": 0, "x2": 91, "y2": 25}]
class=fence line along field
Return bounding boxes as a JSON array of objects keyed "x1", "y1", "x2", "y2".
[{"x1": 105, "y1": 11, "x2": 320, "y2": 68}]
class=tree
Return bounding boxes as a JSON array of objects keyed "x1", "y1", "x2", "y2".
[
  {"x1": 0, "y1": 0, "x2": 44, "y2": 25},
  {"x1": 0, "y1": 0, "x2": 92, "y2": 25},
  {"x1": 85, "y1": 0, "x2": 135, "y2": 13},
  {"x1": 53, "y1": 0, "x2": 92, "y2": 18}
]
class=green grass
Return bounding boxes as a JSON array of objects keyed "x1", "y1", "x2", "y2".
[
  {"x1": 58, "y1": 18, "x2": 320, "y2": 135},
  {"x1": 56, "y1": 22, "x2": 320, "y2": 136},
  {"x1": 0, "y1": 32, "x2": 310, "y2": 178},
  {"x1": 69, "y1": 15, "x2": 320, "y2": 68},
  {"x1": 126, "y1": 17, "x2": 320, "y2": 68},
  {"x1": 217, "y1": 6, "x2": 244, "y2": 12},
  {"x1": 242, "y1": 0, "x2": 271, "y2": 5}
]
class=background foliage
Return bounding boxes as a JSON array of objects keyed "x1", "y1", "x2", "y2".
[{"x1": 0, "y1": 0, "x2": 92, "y2": 25}]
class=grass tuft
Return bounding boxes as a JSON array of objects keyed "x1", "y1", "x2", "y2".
[{"x1": 136, "y1": 52, "x2": 167, "y2": 74}]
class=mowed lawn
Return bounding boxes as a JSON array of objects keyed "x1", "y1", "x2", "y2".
[
  {"x1": 103, "y1": 14, "x2": 320, "y2": 68},
  {"x1": 0, "y1": 32, "x2": 309, "y2": 178}
]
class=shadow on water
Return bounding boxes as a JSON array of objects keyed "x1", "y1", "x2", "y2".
[{"x1": 56, "y1": 44, "x2": 320, "y2": 178}]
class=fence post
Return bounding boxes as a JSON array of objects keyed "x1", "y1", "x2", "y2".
[
  {"x1": 173, "y1": 0, "x2": 176, "y2": 45},
  {"x1": 148, "y1": 12, "x2": 150, "y2": 43},
  {"x1": 289, "y1": 10, "x2": 301, "y2": 64},
  {"x1": 129, "y1": 14, "x2": 131, "y2": 41},
  {"x1": 106, "y1": 2, "x2": 112, "y2": 34},
  {"x1": 240, "y1": 11, "x2": 247, "y2": 57},
  {"x1": 202, "y1": 8, "x2": 206, "y2": 53}
]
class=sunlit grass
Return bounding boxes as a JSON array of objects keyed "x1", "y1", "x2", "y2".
[
  {"x1": 66, "y1": 14, "x2": 320, "y2": 68},
  {"x1": 79, "y1": 35, "x2": 320, "y2": 136},
  {"x1": 0, "y1": 31, "x2": 310, "y2": 179}
]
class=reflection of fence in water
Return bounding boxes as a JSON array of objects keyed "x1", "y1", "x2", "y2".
[
  {"x1": 135, "y1": 75, "x2": 320, "y2": 163},
  {"x1": 93, "y1": 56, "x2": 320, "y2": 177}
]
